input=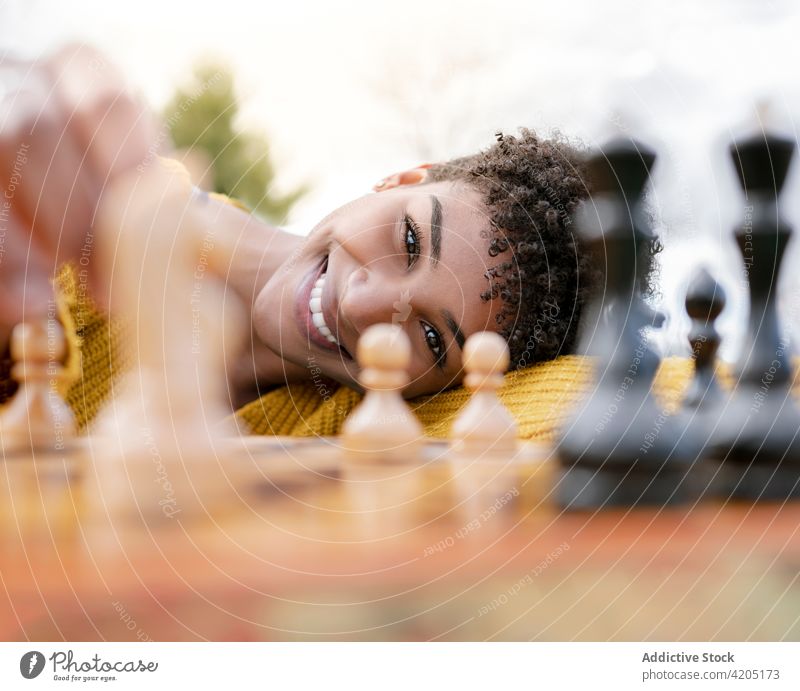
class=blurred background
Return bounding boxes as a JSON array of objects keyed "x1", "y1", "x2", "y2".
[{"x1": 3, "y1": 0, "x2": 800, "y2": 361}]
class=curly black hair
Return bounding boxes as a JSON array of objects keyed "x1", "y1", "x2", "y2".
[{"x1": 427, "y1": 128, "x2": 659, "y2": 370}]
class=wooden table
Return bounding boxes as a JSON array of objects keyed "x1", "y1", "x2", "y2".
[{"x1": 1, "y1": 439, "x2": 799, "y2": 641}]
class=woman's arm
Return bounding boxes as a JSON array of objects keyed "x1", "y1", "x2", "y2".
[{"x1": 194, "y1": 191, "x2": 310, "y2": 403}]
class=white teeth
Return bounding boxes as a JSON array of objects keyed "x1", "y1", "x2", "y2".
[{"x1": 308, "y1": 272, "x2": 340, "y2": 346}]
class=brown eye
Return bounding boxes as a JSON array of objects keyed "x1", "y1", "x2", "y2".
[
  {"x1": 422, "y1": 322, "x2": 445, "y2": 368},
  {"x1": 403, "y1": 214, "x2": 420, "y2": 268}
]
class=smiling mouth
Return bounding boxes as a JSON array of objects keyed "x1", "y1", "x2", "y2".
[
  {"x1": 304, "y1": 256, "x2": 353, "y2": 359},
  {"x1": 309, "y1": 272, "x2": 338, "y2": 344}
]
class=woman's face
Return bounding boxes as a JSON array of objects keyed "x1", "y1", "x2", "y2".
[{"x1": 253, "y1": 176, "x2": 502, "y2": 397}]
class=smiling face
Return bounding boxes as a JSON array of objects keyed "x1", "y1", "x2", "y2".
[{"x1": 252, "y1": 178, "x2": 503, "y2": 397}]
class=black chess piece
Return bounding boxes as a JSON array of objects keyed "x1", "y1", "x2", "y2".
[
  {"x1": 709, "y1": 131, "x2": 800, "y2": 500},
  {"x1": 683, "y1": 268, "x2": 726, "y2": 410},
  {"x1": 556, "y1": 138, "x2": 697, "y2": 509}
]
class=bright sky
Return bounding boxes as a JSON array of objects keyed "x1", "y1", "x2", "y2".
[{"x1": 3, "y1": 0, "x2": 800, "y2": 357}]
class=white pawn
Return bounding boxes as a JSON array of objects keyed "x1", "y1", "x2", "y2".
[
  {"x1": 0, "y1": 319, "x2": 76, "y2": 453},
  {"x1": 342, "y1": 324, "x2": 423, "y2": 461},
  {"x1": 90, "y1": 161, "x2": 246, "y2": 522},
  {"x1": 451, "y1": 331, "x2": 517, "y2": 455}
]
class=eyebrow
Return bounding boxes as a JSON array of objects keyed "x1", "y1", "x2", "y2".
[
  {"x1": 429, "y1": 194, "x2": 443, "y2": 266},
  {"x1": 441, "y1": 309, "x2": 465, "y2": 352}
]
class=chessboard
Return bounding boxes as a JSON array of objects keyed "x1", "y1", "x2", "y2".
[
  {"x1": 3, "y1": 127, "x2": 800, "y2": 641},
  {"x1": 1, "y1": 432, "x2": 800, "y2": 641}
]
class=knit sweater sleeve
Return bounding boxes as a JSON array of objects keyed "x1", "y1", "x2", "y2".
[{"x1": 234, "y1": 355, "x2": 696, "y2": 441}]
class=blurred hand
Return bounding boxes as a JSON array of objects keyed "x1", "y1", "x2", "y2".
[{"x1": 0, "y1": 44, "x2": 157, "y2": 344}]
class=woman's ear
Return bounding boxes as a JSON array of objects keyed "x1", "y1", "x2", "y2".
[{"x1": 373, "y1": 165, "x2": 431, "y2": 192}]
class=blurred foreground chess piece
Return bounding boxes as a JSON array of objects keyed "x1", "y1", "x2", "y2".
[
  {"x1": 683, "y1": 268, "x2": 726, "y2": 411},
  {"x1": 0, "y1": 319, "x2": 76, "y2": 454},
  {"x1": 450, "y1": 331, "x2": 517, "y2": 456},
  {"x1": 556, "y1": 138, "x2": 696, "y2": 509},
  {"x1": 90, "y1": 161, "x2": 247, "y2": 521},
  {"x1": 710, "y1": 131, "x2": 800, "y2": 500},
  {"x1": 446, "y1": 332, "x2": 520, "y2": 522},
  {"x1": 342, "y1": 323, "x2": 423, "y2": 462}
]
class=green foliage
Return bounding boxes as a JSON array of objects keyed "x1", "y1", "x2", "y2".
[{"x1": 164, "y1": 64, "x2": 306, "y2": 222}]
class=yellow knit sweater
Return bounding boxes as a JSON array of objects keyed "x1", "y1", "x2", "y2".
[{"x1": 0, "y1": 264, "x2": 697, "y2": 441}]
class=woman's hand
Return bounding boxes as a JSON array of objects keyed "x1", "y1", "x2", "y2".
[{"x1": 0, "y1": 44, "x2": 157, "y2": 343}]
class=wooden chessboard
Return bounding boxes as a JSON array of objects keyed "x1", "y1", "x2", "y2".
[{"x1": 1, "y1": 436, "x2": 799, "y2": 641}]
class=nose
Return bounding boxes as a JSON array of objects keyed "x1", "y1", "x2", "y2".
[{"x1": 338, "y1": 267, "x2": 412, "y2": 338}]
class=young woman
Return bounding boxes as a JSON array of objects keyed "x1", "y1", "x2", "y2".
[{"x1": 0, "y1": 45, "x2": 611, "y2": 421}]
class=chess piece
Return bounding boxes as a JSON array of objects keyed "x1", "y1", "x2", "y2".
[
  {"x1": 709, "y1": 131, "x2": 800, "y2": 499},
  {"x1": 0, "y1": 318, "x2": 76, "y2": 453},
  {"x1": 450, "y1": 331, "x2": 517, "y2": 455},
  {"x1": 342, "y1": 323, "x2": 423, "y2": 461},
  {"x1": 683, "y1": 268, "x2": 726, "y2": 410},
  {"x1": 90, "y1": 162, "x2": 247, "y2": 521},
  {"x1": 556, "y1": 138, "x2": 696, "y2": 509}
]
